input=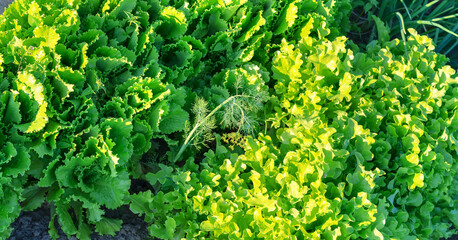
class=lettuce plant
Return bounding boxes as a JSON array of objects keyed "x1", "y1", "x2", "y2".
[
  {"x1": 130, "y1": 7, "x2": 456, "y2": 240},
  {"x1": 0, "y1": 0, "x2": 180, "y2": 238},
  {"x1": 269, "y1": 18, "x2": 457, "y2": 238}
]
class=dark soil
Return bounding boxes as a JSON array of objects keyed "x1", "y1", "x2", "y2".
[
  {"x1": 0, "y1": 0, "x2": 13, "y2": 15},
  {"x1": 7, "y1": 205, "x2": 151, "y2": 240}
]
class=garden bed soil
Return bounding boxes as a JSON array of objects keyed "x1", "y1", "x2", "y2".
[
  {"x1": 7, "y1": 205, "x2": 151, "y2": 240},
  {"x1": 0, "y1": 0, "x2": 13, "y2": 14}
]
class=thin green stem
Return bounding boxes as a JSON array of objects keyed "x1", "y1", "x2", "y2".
[
  {"x1": 431, "y1": 13, "x2": 458, "y2": 22},
  {"x1": 434, "y1": 28, "x2": 440, "y2": 43},
  {"x1": 443, "y1": 40, "x2": 458, "y2": 56},
  {"x1": 396, "y1": 12, "x2": 408, "y2": 56},
  {"x1": 429, "y1": 0, "x2": 452, "y2": 18},
  {"x1": 415, "y1": 20, "x2": 458, "y2": 38},
  {"x1": 411, "y1": 0, "x2": 439, "y2": 19},
  {"x1": 437, "y1": 23, "x2": 458, "y2": 52},
  {"x1": 399, "y1": 0, "x2": 413, "y2": 20}
]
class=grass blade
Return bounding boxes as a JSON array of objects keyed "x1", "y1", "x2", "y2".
[
  {"x1": 399, "y1": 0, "x2": 413, "y2": 20},
  {"x1": 443, "y1": 40, "x2": 458, "y2": 56},
  {"x1": 431, "y1": 13, "x2": 458, "y2": 22},
  {"x1": 429, "y1": 1, "x2": 456, "y2": 18},
  {"x1": 396, "y1": 12, "x2": 408, "y2": 56},
  {"x1": 378, "y1": 0, "x2": 389, "y2": 21},
  {"x1": 437, "y1": 23, "x2": 458, "y2": 52},
  {"x1": 411, "y1": 0, "x2": 439, "y2": 19},
  {"x1": 434, "y1": 28, "x2": 439, "y2": 43},
  {"x1": 416, "y1": 20, "x2": 458, "y2": 38}
]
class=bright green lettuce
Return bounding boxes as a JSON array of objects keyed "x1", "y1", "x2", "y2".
[
  {"x1": 0, "y1": 0, "x2": 179, "y2": 238},
  {"x1": 129, "y1": 8, "x2": 456, "y2": 240}
]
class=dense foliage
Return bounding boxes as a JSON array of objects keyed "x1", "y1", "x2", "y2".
[
  {"x1": 350, "y1": 0, "x2": 458, "y2": 68},
  {"x1": 0, "y1": 0, "x2": 456, "y2": 239}
]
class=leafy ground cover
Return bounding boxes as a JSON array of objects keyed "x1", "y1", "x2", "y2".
[
  {"x1": 0, "y1": 0, "x2": 456, "y2": 239},
  {"x1": 349, "y1": 0, "x2": 458, "y2": 69}
]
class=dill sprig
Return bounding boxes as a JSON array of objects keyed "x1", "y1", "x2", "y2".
[{"x1": 174, "y1": 91, "x2": 266, "y2": 162}]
